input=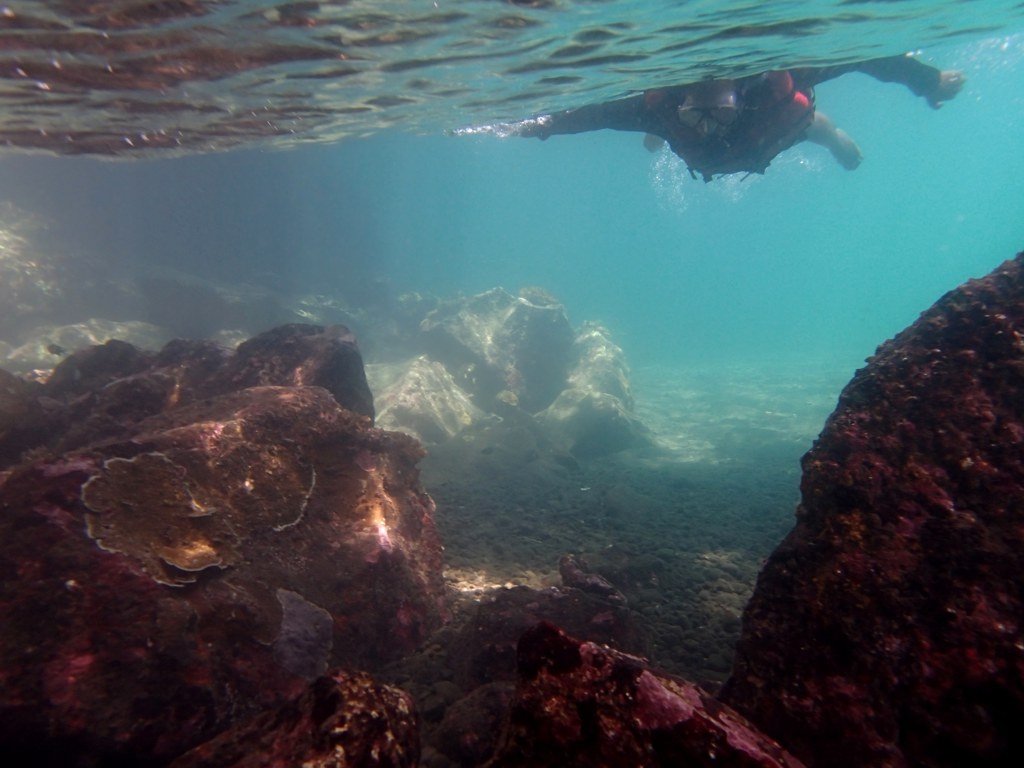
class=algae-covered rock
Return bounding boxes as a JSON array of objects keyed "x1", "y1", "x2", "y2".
[
  {"x1": 487, "y1": 622, "x2": 803, "y2": 768},
  {"x1": 0, "y1": 323, "x2": 375, "y2": 466},
  {"x1": 0, "y1": 324, "x2": 444, "y2": 766},
  {"x1": 169, "y1": 672, "x2": 420, "y2": 768},
  {"x1": 721, "y1": 253, "x2": 1024, "y2": 767}
]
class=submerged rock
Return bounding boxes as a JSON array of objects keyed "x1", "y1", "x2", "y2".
[
  {"x1": 538, "y1": 322, "x2": 649, "y2": 457},
  {"x1": 450, "y1": 584, "x2": 647, "y2": 693},
  {"x1": 370, "y1": 355, "x2": 484, "y2": 444},
  {"x1": 213, "y1": 323, "x2": 375, "y2": 419},
  {"x1": 435, "y1": 681, "x2": 516, "y2": 768},
  {"x1": 0, "y1": 324, "x2": 444, "y2": 765},
  {"x1": 169, "y1": 672, "x2": 420, "y2": 768},
  {"x1": 487, "y1": 622, "x2": 804, "y2": 768},
  {"x1": 420, "y1": 287, "x2": 574, "y2": 413},
  {"x1": 0, "y1": 323, "x2": 375, "y2": 466},
  {"x1": 0, "y1": 369, "x2": 45, "y2": 469},
  {"x1": 720, "y1": 254, "x2": 1024, "y2": 767}
]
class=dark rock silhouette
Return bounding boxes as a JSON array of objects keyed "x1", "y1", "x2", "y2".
[
  {"x1": 487, "y1": 622, "x2": 804, "y2": 768},
  {"x1": 450, "y1": 583, "x2": 647, "y2": 695},
  {"x1": 720, "y1": 254, "x2": 1024, "y2": 767},
  {"x1": 0, "y1": 324, "x2": 443, "y2": 765},
  {"x1": 436, "y1": 682, "x2": 516, "y2": 767}
]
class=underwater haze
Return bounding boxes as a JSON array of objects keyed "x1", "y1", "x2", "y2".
[
  {"x1": 2, "y1": 2, "x2": 1024, "y2": 763},
  {"x1": 1, "y1": 24, "x2": 1022, "y2": 371}
]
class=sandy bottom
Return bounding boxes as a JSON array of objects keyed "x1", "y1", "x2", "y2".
[{"x1": 422, "y1": 360, "x2": 851, "y2": 684}]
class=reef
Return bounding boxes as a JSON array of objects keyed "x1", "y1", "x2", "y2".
[
  {"x1": 0, "y1": 324, "x2": 443, "y2": 765},
  {"x1": 5, "y1": 252, "x2": 1024, "y2": 766},
  {"x1": 720, "y1": 254, "x2": 1024, "y2": 766},
  {"x1": 486, "y1": 622, "x2": 803, "y2": 768}
]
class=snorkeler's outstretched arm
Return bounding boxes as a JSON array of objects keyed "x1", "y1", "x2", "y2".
[
  {"x1": 791, "y1": 56, "x2": 964, "y2": 108},
  {"x1": 502, "y1": 94, "x2": 654, "y2": 139}
]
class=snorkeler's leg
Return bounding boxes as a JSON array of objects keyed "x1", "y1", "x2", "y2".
[
  {"x1": 804, "y1": 111, "x2": 862, "y2": 170},
  {"x1": 643, "y1": 133, "x2": 666, "y2": 152}
]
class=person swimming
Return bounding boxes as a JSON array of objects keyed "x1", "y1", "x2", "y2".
[{"x1": 468, "y1": 55, "x2": 964, "y2": 182}]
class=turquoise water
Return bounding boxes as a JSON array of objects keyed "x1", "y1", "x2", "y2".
[
  {"x1": 1, "y1": 21, "x2": 1022, "y2": 376},
  {"x1": 0, "y1": 0, "x2": 1023, "y2": 730},
  {"x1": 3, "y1": 1, "x2": 1022, "y2": 153}
]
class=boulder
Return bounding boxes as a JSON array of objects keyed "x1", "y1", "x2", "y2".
[
  {"x1": 538, "y1": 322, "x2": 649, "y2": 456},
  {"x1": 720, "y1": 254, "x2": 1024, "y2": 767},
  {"x1": 450, "y1": 584, "x2": 647, "y2": 693},
  {"x1": 169, "y1": 672, "x2": 420, "y2": 768},
  {"x1": 0, "y1": 324, "x2": 375, "y2": 466},
  {"x1": 420, "y1": 288, "x2": 574, "y2": 413},
  {"x1": 0, "y1": 325, "x2": 444, "y2": 765},
  {"x1": 213, "y1": 323, "x2": 375, "y2": 420},
  {"x1": 487, "y1": 622, "x2": 804, "y2": 768},
  {"x1": 369, "y1": 355, "x2": 484, "y2": 444}
]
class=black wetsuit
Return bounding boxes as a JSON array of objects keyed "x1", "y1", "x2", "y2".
[{"x1": 515, "y1": 56, "x2": 950, "y2": 181}]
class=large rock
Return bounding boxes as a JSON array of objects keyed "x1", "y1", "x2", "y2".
[
  {"x1": 720, "y1": 254, "x2": 1024, "y2": 767},
  {"x1": 419, "y1": 288, "x2": 574, "y2": 413},
  {"x1": 450, "y1": 582, "x2": 645, "y2": 693},
  {"x1": 213, "y1": 323, "x2": 376, "y2": 420},
  {"x1": 435, "y1": 682, "x2": 516, "y2": 767},
  {"x1": 169, "y1": 672, "x2": 420, "y2": 768},
  {"x1": 488, "y1": 622, "x2": 804, "y2": 768},
  {"x1": 369, "y1": 355, "x2": 484, "y2": 444},
  {"x1": 0, "y1": 324, "x2": 375, "y2": 466},
  {"x1": 538, "y1": 322, "x2": 648, "y2": 457},
  {"x1": 0, "y1": 325, "x2": 444, "y2": 765}
]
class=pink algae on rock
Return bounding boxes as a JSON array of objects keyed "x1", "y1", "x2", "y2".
[
  {"x1": 487, "y1": 622, "x2": 804, "y2": 767},
  {"x1": 721, "y1": 254, "x2": 1024, "y2": 767},
  {"x1": 0, "y1": 324, "x2": 444, "y2": 765}
]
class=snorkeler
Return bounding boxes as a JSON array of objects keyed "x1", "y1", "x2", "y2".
[{"x1": 474, "y1": 55, "x2": 964, "y2": 182}]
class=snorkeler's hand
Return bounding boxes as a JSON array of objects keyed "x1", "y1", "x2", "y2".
[
  {"x1": 513, "y1": 114, "x2": 553, "y2": 140},
  {"x1": 448, "y1": 115, "x2": 552, "y2": 140},
  {"x1": 928, "y1": 70, "x2": 965, "y2": 109}
]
